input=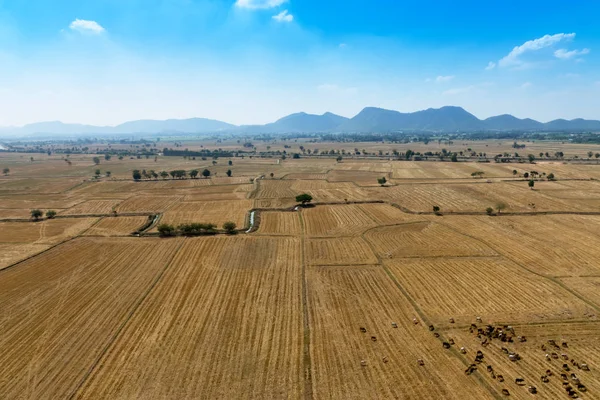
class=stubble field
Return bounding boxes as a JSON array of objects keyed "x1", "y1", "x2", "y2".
[{"x1": 1, "y1": 145, "x2": 600, "y2": 399}]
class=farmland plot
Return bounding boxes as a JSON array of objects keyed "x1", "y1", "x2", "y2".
[
  {"x1": 0, "y1": 243, "x2": 50, "y2": 270},
  {"x1": 302, "y1": 204, "x2": 378, "y2": 237},
  {"x1": 382, "y1": 184, "x2": 490, "y2": 212},
  {"x1": 441, "y1": 216, "x2": 600, "y2": 276},
  {"x1": 306, "y1": 237, "x2": 378, "y2": 265},
  {"x1": 83, "y1": 216, "x2": 149, "y2": 237},
  {"x1": 365, "y1": 222, "x2": 497, "y2": 258},
  {"x1": 386, "y1": 257, "x2": 592, "y2": 325},
  {"x1": 0, "y1": 218, "x2": 98, "y2": 244},
  {"x1": 255, "y1": 180, "x2": 298, "y2": 199},
  {"x1": 255, "y1": 211, "x2": 302, "y2": 236},
  {"x1": 75, "y1": 236, "x2": 304, "y2": 399},
  {"x1": 153, "y1": 199, "x2": 252, "y2": 230},
  {"x1": 560, "y1": 277, "x2": 600, "y2": 308},
  {"x1": 61, "y1": 199, "x2": 122, "y2": 215},
  {"x1": 116, "y1": 195, "x2": 182, "y2": 213},
  {"x1": 307, "y1": 265, "x2": 493, "y2": 399},
  {"x1": 0, "y1": 237, "x2": 183, "y2": 399}
]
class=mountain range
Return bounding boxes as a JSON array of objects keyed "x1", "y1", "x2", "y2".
[{"x1": 2, "y1": 106, "x2": 600, "y2": 137}]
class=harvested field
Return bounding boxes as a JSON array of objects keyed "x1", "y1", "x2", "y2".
[
  {"x1": 116, "y1": 195, "x2": 181, "y2": 213},
  {"x1": 386, "y1": 257, "x2": 592, "y2": 325},
  {"x1": 153, "y1": 199, "x2": 252, "y2": 229},
  {"x1": 61, "y1": 200, "x2": 122, "y2": 215},
  {"x1": 83, "y1": 216, "x2": 149, "y2": 236},
  {"x1": 255, "y1": 180, "x2": 298, "y2": 199},
  {"x1": 0, "y1": 243, "x2": 50, "y2": 270},
  {"x1": 254, "y1": 211, "x2": 302, "y2": 235},
  {"x1": 183, "y1": 184, "x2": 252, "y2": 201},
  {"x1": 0, "y1": 237, "x2": 183, "y2": 399},
  {"x1": 306, "y1": 237, "x2": 378, "y2": 265},
  {"x1": 307, "y1": 265, "x2": 493, "y2": 399},
  {"x1": 441, "y1": 215, "x2": 600, "y2": 276},
  {"x1": 365, "y1": 222, "x2": 497, "y2": 258},
  {"x1": 302, "y1": 204, "x2": 378, "y2": 237},
  {"x1": 75, "y1": 236, "x2": 304, "y2": 399},
  {"x1": 560, "y1": 277, "x2": 600, "y2": 308},
  {"x1": 0, "y1": 208, "x2": 34, "y2": 219},
  {"x1": 0, "y1": 218, "x2": 98, "y2": 244}
]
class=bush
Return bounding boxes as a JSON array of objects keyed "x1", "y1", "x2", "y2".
[
  {"x1": 157, "y1": 223, "x2": 176, "y2": 237},
  {"x1": 46, "y1": 210, "x2": 57, "y2": 219},
  {"x1": 223, "y1": 221, "x2": 237, "y2": 234},
  {"x1": 486, "y1": 207, "x2": 494, "y2": 216},
  {"x1": 30, "y1": 209, "x2": 43, "y2": 221},
  {"x1": 296, "y1": 193, "x2": 313, "y2": 205}
]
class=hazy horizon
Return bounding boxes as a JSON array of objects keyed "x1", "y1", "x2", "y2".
[{"x1": 1, "y1": 0, "x2": 599, "y2": 127}]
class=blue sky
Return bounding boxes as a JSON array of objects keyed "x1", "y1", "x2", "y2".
[{"x1": 0, "y1": 0, "x2": 599, "y2": 126}]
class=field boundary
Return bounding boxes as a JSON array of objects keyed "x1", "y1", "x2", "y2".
[{"x1": 298, "y1": 210, "x2": 314, "y2": 400}]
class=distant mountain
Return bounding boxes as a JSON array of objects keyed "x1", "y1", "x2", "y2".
[
  {"x1": 2, "y1": 107, "x2": 600, "y2": 137},
  {"x1": 544, "y1": 118, "x2": 600, "y2": 131},
  {"x1": 484, "y1": 115, "x2": 544, "y2": 131},
  {"x1": 242, "y1": 112, "x2": 349, "y2": 133},
  {"x1": 336, "y1": 106, "x2": 484, "y2": 132},
  {"x1": 113, "y1": 118, "x2": 235, "y2": 134}
]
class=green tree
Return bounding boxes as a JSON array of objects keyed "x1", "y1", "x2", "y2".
[
  {"x1": 223, "y1": 221, "x2": 237, "y2": 234},
  {"x1": 132, "y1": 170, "x2": 142, "y2": 181},
  {"x1": 157, "y1": 224, "x2": 176, "y2": 237},
  {"x1": 93, "y1": 156, "x2": 100, "y2": 165},
  {"x1": 450, "y1": 153, "x2": 458, "y2": 162},
  {"x1": 46, "y1": 210, "x2": 57, "y2": 219},
  {"x1": 228, "y1": 160, "x2": 233, "y2": 166},
  {"x1": 296, "y1": 193, "x2": 313, "y2": 205},
  {"x1": 523, "y1": 172, "x2": 529, "y2": 179},
  {"x1": 496, "y1": 202, "x2": 507, "y2": 215},
  {"x1": 336, "y1": 155, "x2": 343, "y2": 162},
  {"x1": 377, "y1": 177, "x2": 387, "y2": 186},
  {"x1": 270, "y1": 172, "x2": 274, "y2": 178},
  {"x1": 486, "y1": 207, "x2": 494, "y2": 216},
  {"x1": 95, "y1": 169, "x2": 101, "y2": 177},
  {"x1": 588, "y1": 151, "x2": 594, "y2": 158},
  {"x1": 30, "y1": 209, "x2": 43, "y2": 221},
  {"x1": 433, "y1": 205, "x2": 441, "y2": 214},
  {"x1": 190, "y1": 169, "x2": 199, "y2": 179},
  {"x1": 512, "y1": 170, "x2": 518, "y2": 176},
  {"x1": 104, "y1": 154, "x2": 111, "y2": 161},
  {"x1": 2, "y1": 168, "x2": 9, "y2": 175},
  {"x1": 202, "y1": 169, "x2": 211, "y2": 178},
  {"x1": 528, "y1": 154, "x2": 535, "y2": 163},
  {"x1": 547, "y1": 173, "x2": 555, "y2": 181},
  {"x1": 226, "y1": 169, "x2": 232, "y2": 177},
  {"x1": 528, "y1": 180, "x2": 535, "y2": 190},
  {"x1": 106, "y1": 171, "x2": 111, "y2": 177},
  {"x1": 160, "y1": 171, "x2": 169, "y2": 179}
]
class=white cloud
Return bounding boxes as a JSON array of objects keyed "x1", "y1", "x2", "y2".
[
  {"x1": 485, "y1": 61, "x2": 496, "y2": 70},
  {"x1": 554, "y1": 48, "x2": 590, "y2": 59},
  {"x1": 235, "y1": 0, "x2": 286, "y2": 9},
  {"x1": 499, "y1": 33, "x2": 575, "y2": 67},
  {"x1": 435, "y1": 75, "x2": 454, "y2": 83},
  {"x1": 521, "y1": 82, "x2": 532, "y2": 88},
  {"x1": 69, "y1": 19, "x2": 105, "y2": 34},
  {"x1": 272, "y1": 9, "x2": 293, "y2": 22}
]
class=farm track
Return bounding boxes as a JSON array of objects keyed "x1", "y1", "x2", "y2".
[
  {"x1": 298, "y1": 210, "x2": 314, "y2": 400},
  {"x1": 67, "y1": 238, "x2": 187, "y2": 399}
]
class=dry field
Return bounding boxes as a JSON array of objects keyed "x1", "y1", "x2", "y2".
[
  {"x1": 1, "y1": 151, "x2": 600, "y2": 399},
  {"x1": 82, "y1": 216, "x2": 149, "y2": 236},
  {"x1": 152, "y1": 199, "x2": 252, "y2": 229}
]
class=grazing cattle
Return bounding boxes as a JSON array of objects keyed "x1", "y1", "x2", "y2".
[
  {"x1": 428, "y1": 325, "x2": 435, "y2": 331},
  {"x1": 477, "y1": 350, "x2": 484, "y2": 358},
  {"x1": 546, "y1": 369, "x2": 553, "y2": 376},
  {"x1": 545, "y1": 354, "x2": 551, "y2": 361},
  {"x1": 567, "y1": 389, "x2": 579, "y2": 399},
  {"x1": 371, "y1": 336, "x2": 377, "y2": 342},
  {"x1": 577, "y1": 383, "x2": 587, "y2": 392},
  {"x1": 464, "y1": 364, "x2": 476, "y2": 375},
  {"x1": 476, "y1": 316, "x2": 482, "y2": 323},
  {"x1": 434, "y1": 333, "x2": 440, "y2": 338},
  {"x1": 541, "y1": 375, "x2": 549, "y2": 383},
  {"x1": 360, "y1": 327, "x2": 367, "y2": 333},
  {"x1": 487, "y1": 365, "x2": 493, "y2": 373},
  {"x1": 448, "y1": 338, "x2": 455, "y2": 345},
  {"x1": 563, "y1": 363, "x2": 570, "y2": 371},
  {"x1": 449, "y1": 318, "x2": 455, "y2": 324},
  {"x1": 501, "y1": 389, "x2": 510, "y2": 396},
  {"x1": 360, "y1": 360, "x2": 367, "y2": 367},
  {"x1": 418, "y1": 359, "x2": 425, "y2": 366},
  {"x1": 518, "y1": 336, "x2": 527, "y2": 343},
  {"x1": 501, "y1": 347, "x2": 509, "y2": 354},
  {"x1": 571, "y1": 359, "x2": 578, "y2": 367},
  {"x1": 391, "y1": 322, "x2": 398, "y2": 328},
  {"x1": 382, "y1": 357, "x2": 389, "y2": 364},
  {"x1": 541, "y1": 344, "x2": 547, "y2": 351},
  {"x1": 497, "y1": 375, "x2": 504, "y2": 382},
  {"x1": 413, "y1": 318, "x2": 419, "y2": 325},
  {"x1": 460, "y1": 347, "x2": 467, "y2": 354},
  {"x1": 528, "y1": 386, "x2": 537, "y2": 394},
  {"x1": 562, "y1": 354, "x2": 569, "y2": 360},
  {"x1": 562, "y1": 341, "x2": 568, "y2": 348},
  {"x1": 442, "y1": 342, "x2": 451, "y2": 349},
  {"x1": 515, "y1": 378, "x2": 525, "y2": 385},
  {"x1": 560, "y1": 373, "x2": 568, "y2": 381},
  {"x1": 581, "y1": 363, "x2": 590, "y2": 371},
  {"x1": 551, "y1": 353, "x2": 559, "y2": 359}
]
